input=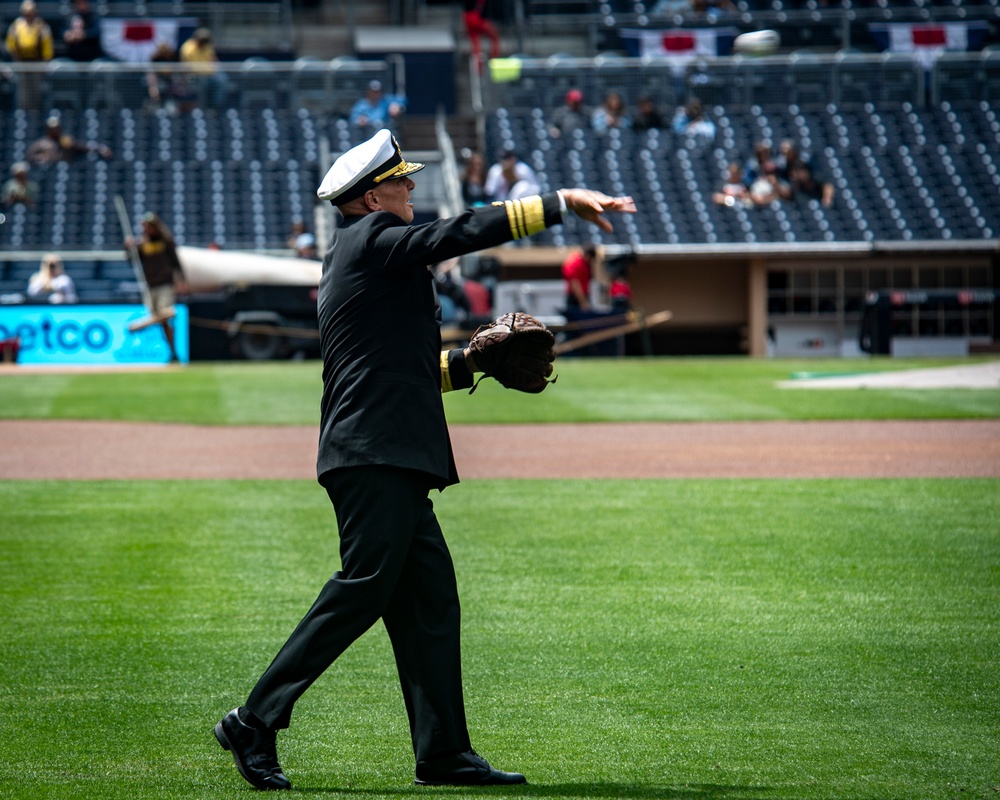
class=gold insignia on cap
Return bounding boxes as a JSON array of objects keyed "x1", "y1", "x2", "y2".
[
  {"x1": 373, "y1": 135, "x2": 424, "y2": 184},
  {"x1": 373, "y1": 158, "x2": 425, "y2": 184}
]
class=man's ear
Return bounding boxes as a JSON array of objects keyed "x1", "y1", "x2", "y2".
[{"x1": 364, "y1": 190, "x2": 380, "y2": 212}]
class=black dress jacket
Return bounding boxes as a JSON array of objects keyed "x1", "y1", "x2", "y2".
[{"x1": 316, "y1": 194, "x2": 563, "y2": 488}]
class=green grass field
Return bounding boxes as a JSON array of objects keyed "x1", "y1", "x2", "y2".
[
  {"x1": 1, "y1": 356, "x2": 998, "y2": 424},
  {"x1": 1, "y1": 479, "x2": 997, "y2": 800},
  {"x1": 1, "y1": 358, "x2": 998, "y2": 799}
]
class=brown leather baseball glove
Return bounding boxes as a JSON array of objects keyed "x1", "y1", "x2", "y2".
[{"x1": 467, "y1": 312, "x2": 556, "y2": 394}]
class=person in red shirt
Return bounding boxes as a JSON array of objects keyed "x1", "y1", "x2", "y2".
[
  {"x1": 462, "y1": 0, "x2": 501, "y2": 73},
  {"x1": 561, "y1": 243, "x2": 596, "y2": 311},
  {"x1": 606, "y1": 251, "x2": 636, "y2": 314}
]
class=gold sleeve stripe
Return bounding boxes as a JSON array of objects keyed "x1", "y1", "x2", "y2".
[
  {"x1": 501, "y1": 200, "x2": 524, "y2": 239},
  {"x1": 493, "y1": 195, "x2": 545, "y2": 239},
  {"x1": 513, "y1": 200, "x2": 528, "y2": 238},
  {"x1": 440, "y1": 350, "x2": 453, "y2": 393},
  {"x1": 519, "y1": 195, "x2": 546, "y2": 236},
  {"x1": 495, "y1": 195, "x2": 546, "y2": 240}
]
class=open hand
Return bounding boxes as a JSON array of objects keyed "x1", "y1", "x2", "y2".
[{"x1": 560, "y1": 189, "x2": 636, "y2": 232}]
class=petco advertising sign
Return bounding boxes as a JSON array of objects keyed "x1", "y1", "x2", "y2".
[{"x1": 0, "y1": 305, "x2": 188, "y2": 365}]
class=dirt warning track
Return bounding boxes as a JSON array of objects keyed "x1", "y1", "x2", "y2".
[{"x1": 2, "y1": 419, "x2": 998, "y2": 480}]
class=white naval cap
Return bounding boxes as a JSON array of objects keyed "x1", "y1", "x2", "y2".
[{"x1": 317, "y1": 129, "x2": 425, "y2": 206}]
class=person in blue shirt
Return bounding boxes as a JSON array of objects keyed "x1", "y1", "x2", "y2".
[
  {"x1": 671, "y1": 97, "x2": 715, "y2": 144},
  {"x1": 349, "y1": 80, "x2": 406, "y2": 139}
]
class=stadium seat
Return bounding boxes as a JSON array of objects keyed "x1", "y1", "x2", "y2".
[
  {"x1": 4, "y1": 41, "x2": 1000, "y2": 254},
  {"x1": 834, "y1": 52, "x2": 876, "y2": 107},
  {"x1": 788, "y1": 52, "x2": 832, "y2": 109},
  {"x1": 290, "y1": 56, "x2": 328, "y2": 111},
  {"x1": 45, "y1": 59, "x2": 84, "y2": 112},
  {"x1": 985, "y1": 51, "x2": 1000, "y2": 105},
  {"x1": 881, "y1": 53, "x2": 924, "y2": 105},
  {"x1": 240, "y1": 58, "x2": 286, "y2": 110},
  {"x1": 932, "y1": 52, "x2": 986, "y2": 106}
]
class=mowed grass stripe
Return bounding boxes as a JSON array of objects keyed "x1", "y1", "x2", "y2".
[
  {"x1": 1, "y1": 357, "x2": 998, "y2": 425},
  {"x1": 0, "y1": 478, "x2": 997, "y2": 799}
]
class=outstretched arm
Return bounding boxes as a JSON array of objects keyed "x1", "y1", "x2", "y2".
[{"x1": 558, "y1": 189, "x2": 636, "y2": 232}]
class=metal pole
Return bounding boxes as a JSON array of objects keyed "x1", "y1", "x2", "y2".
[
  {"x1": 114, "y1": 195, "x2": 152, "y2": 309},
  {"x1": 513, "y1": 0, "x2": 525, "y2": 56}
]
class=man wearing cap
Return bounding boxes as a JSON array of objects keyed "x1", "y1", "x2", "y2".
[
  {"x1": 2, "y1": 162, "x2": 37, "y2": 208},
  {"x1": 125, "y1": 212, "x2": 185, "y2": 363},
  {"x1": 5, "y1": 2, "x2": 52, "y2": 63},
  {"x1": 214, "y1": 129, "x2": 635, "y2": 792},
  {"x1": 27, "y1": 116, "x2": 113, "y2": 166},
  {"x1": 293, "y1": 231, "x2": 318, "y2": 260},
  {"x1": 179, "y1": 27, "x2": 229, "y2": 107},
  {"x1": 349, "y1": 80, "x2": 406, "y2": 138},
  {"x1": 5, "y1": 1, "x2": 53, "y2": 109},
  {"x1": 548, "y1": 88, "x2": 590, "y2": 139}
]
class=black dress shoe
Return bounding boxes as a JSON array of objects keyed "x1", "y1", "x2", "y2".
[
  {"x1": 214, "y1": 708, "x2": 291, "y2": 791},
  {"x1": 415, "y1": 750, "x2": 527, "y2": 786}
]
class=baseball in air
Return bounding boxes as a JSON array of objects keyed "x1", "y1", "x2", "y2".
[{"x1": 733, "y1": 30, "x2": 780, "y2": 56}]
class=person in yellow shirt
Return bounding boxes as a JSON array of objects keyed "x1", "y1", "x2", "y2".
[
  {"x1": 5, "y1": 1, "x2": 53, "y2": 109},
  {"x1": 179, "y1": 27, "x2": 229, "y2": 108},
  {"x1": 5, "y1": 1, "x2": 53, "y2": 61}
]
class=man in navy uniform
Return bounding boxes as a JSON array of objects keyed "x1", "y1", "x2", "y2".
[{"x1": 214, "y1": 129, "x2": 635, "y2": 791}]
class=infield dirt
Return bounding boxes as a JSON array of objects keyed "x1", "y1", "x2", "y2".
[{"x1": 2, "y1": 419, "x2": 998, "y2": 480}]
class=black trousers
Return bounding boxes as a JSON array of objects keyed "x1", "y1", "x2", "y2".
[{"x1": 245, "y1": 465, "x2": 472, "y2": 762}]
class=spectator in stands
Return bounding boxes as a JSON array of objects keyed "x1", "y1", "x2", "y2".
[
  {"x1": 349, "y1": 80, "x2": 406, "y2": 139},
  {"x1": 27, "y1": 115, "x2": 113, "y2": 165},
  {"x1": 433, "y1": 259, "x2": 473, "y2": 326},
  {"x1": 27, "y1": 254, "x2": 78, "y2": 304},
  {"x1": 773, "y1": 139, "x2": 797, "y2": 176},
  {"x1": 651, "y1": 0, "x2": 691, "y2": 14},
  {"x1": 591, "y1": 91, "x2": 631, "y2": 134},
  {"x1": 672, "y1": 97, "x2": 715, "y2": 143},
  {"x1": 62, "y1": 0, "x2": 102, "y2": 62},
  {"x1": 777, "y1": 139, "x2": 835, "y2": 207},
  {"x1": 460, "y1": 150, "x2": 488, "y2": 207},
  {"x1": 748, "y1": 161, "x2": 786, "y2": 207},
  {"x1": 180, "y1": 27, "x2": 230, "y2": 108},
  {"x1": 691, "y1": 0, "x2": 737, "y2": 18},
  {"x1": 548, "y1": 88, "x2": 590, "y2": 139},
  {"x1": 786, "y1": 160, "x2": 835, "y2": 207},
  {"x1": 743, "y1": 141, "x2": 781, "y2": 186},
  {"x1": 462, "y1": 0, "x2": 502, "y2": 73},
  {"x1": 5, "y1": 1, "x2": 53, "y2": 109},
  {"x1": 562, "y1": 243, "x2": 597, "y2": 312},
  {"x1": 5, "y1": 1, "x2": 52, "y2": 62},
  {"x1": 286, "y1": 219, "x2": 308, "y2": 250},
  {"x1": 606, "y1": 252, "x2": 635, "y2": 315},
  {"x1": 126, "y1": 212, "x2": 186, "y2": 363},
  {"x1": 2, "y1": 161, "x2": 38, "y2": 208},
  {"x1": 653, "y1": 0, "x2": 734, "y2": 17},
  {"x1": 632, "y1": 95, "x2": 665, "y2": 132},
  {"x1": 484, "y1": 149, "x2": 539, "y2": 202},
  {"x1": 743, "y1": 141, "x2": 774, "y2": 186},
  {"x1": 461, "y1": 268, "x2": 492, "y2": 321},
  {"x1": 146, "y1": 42, "x2": 197, "y2": 114},
  {"x1": 294, "y1": 232, "x2": 319, "y2": 260},
  {"x1": 712, "y1": 161, "x2": 753, "y2": 208}
]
